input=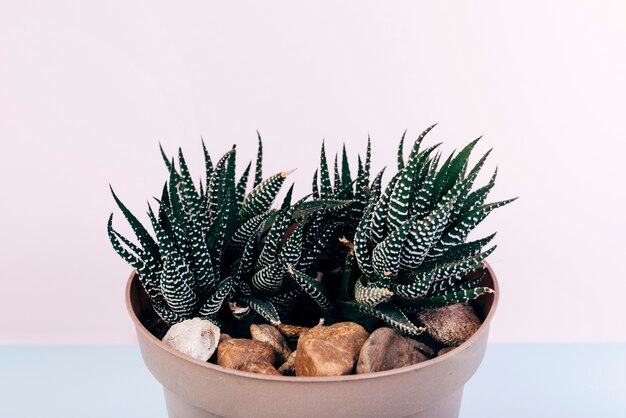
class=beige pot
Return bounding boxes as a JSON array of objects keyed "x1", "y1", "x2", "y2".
[{"x1": 126, "y1": 263, "x2": 499, "y2": 418}]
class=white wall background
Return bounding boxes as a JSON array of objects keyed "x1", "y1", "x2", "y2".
[{"x1": 1, "y1": 0, "x2": 625, "y2": 344}]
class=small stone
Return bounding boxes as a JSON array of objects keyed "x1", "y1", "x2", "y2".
[
  {"x1": 162, "y1": 318, "x2": 220, "y2": 362},
  {"x1": 250, "y1": 324, "x2": 292, "y2": 363},
  {"x1": 277, "y1": 350, "x2": 297, "y2": 376},
  {"x1": 240, "y1": 362, "x2": 281, "y2": 376},
  {"x1": 219, "y1": 333, "x2": 231, "y2": 342},
  {"x1": 295, "y1": 322, "x2": 369, "y2": 377},
  {"x1": 418, "y1": 303, "x2": 482, "y2": 346},
  {"x1": 217, "y1": 338, "x2": 276, "y2": 370},
  {"x1": 437, "y1": 347, "x2": 456, "y2": 356},
  {"x1": 405, "y1": 338, "x2": 436, "y2": 357},
  {"x1": 276, "y1": 323, "x2": 311, "y2": 342},
  {"x1": 356, "y1": 328, "x2": 427, "y2": 374}
]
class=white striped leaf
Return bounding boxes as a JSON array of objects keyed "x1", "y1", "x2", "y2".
[
  {"x1": 287, "y1": 265, "x2": 335, "y2": 314},
  {"x1": 357, "y1": 303, "x2": 425, "y2": 336},
  {"x1": 251, "y1": 262, "x2": 285, "y2": 293},
  {"x1": 353, "y1": 206, "x2": 376, "y2": 277},
  {"x1": 392, "y1": 271, "x2": 435, "y2": 299},
  {"x1": 254, "y1": 131, "x2": 263, "y2": 187},
  {"x1": 401, "y1": 287, "x2": 494, "y2": 309},
  {"x1": 240, "y1": 170, "x2": 291, "y2": 222},
  {"x1": 198, "y1": 276, "x2": 233, "y2": 317},
  {"x1": 160, "y1": 250, "x2": 198, "y2": 317},
  {"x1": 354, "y1": 279, "x2": 393, "y2": 307},
  {"x1": 240, "y1": 297, "x2": 281, "y2": 325}
]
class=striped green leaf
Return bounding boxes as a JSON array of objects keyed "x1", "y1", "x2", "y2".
[
  {"x1": 240, "y1": 297, "x2": 281, "y2": 325},
  {"x1": 280, "y1": 183, "x2": 295, "y2": 211},
  {"x1": 235, "y1": 161, "x2": 252, "y2": 211},
  {"x1": 160, "y1": 249, "x2": 198, "y2": 317},
  {"x1": 279, "y1": 223, "x2": 304, "y2": 266},
  {"x1": 397, "y1": 130, "x2": 406, "y2": 170},
  {"x1": 251, "y1": 262, "x2": 285, "y2": 293},
  {"x1": 292, "y1": 199, "x2": 352, "y2": 220},
  {"x1": 109, "y1": 186, "x2": 161, "y2": 266},
  {"x1": 462, "y1": 168, "x2": 498, "y2": 213},
  {"x1": 407, "y1": 124, "x2": 437, "y2": 162},
  {"x1": 423, "y1": 246, "x2": 496, "y2": 289},
  {"x1": 401, "y1": 287, "x2": 494, "y2": 309},
  {"x1": 254, "y1": 131, "x2": 263, "y2": 187},
  {"x1": 427, "y1": 233, "x2": 496, "y2": 265},
  {"x1": 341, "y1": 144, "x2": 353, "y2": 196},
  {"x1": 153, "y1": 301, "x2": 185, "y2": 324},
  {"x1": 287, "y1": 265, "x2": 335, "y2": 314},
  {"x1": 311, "y1": 168, "x2": 320, "y2": 199},
  {"x1": 357, "y1": 303, "x2": 425, "y2": 336},
  {"x1": 230, "y1": 211, "x2": 272, "y2": 251},
  {"x1": 368, "y1": 167, "x2": 386, "y2": 204},
  {"x1": 387, "y1": 142, "x2": 439, "y2": 232},
  {"x1": 207, "y1": 148, "x2": 235, "y2": 221},
  {"x1": 108, "y1": 215, "x2": 162, "y2": 302},
  {"x1": 354, "y1": 278, "x2": 393, "y2": 307},
  {"x1": 298, "y1": 221, "x2": 338, "y2": 270},
  {"x1": 392, "y1": 271, "x2": 434, "y2": 299},
  {"x1": 240, "y1": 171, "x2": 291, "y2": 222},
  {"x1": 257, "y1": 207, "x2": 292, "y2": 270},
  {"x1": 370, "y1": 172, "x2": 400, "y2": 244},
  {"x1": 198, "y1": 276, "x2": 233, "y2": 317},
  {"x1": 201, "y1": 138, "x2": 213, "y2": 181},
  {"x1": 333, "y1": 152, "x2": 341, "y2": 192},
  {"x1": 428, "y1": 198, "x2": 516, "y2": 259},
  {"x1": 353, "y1": 206, "x2": 375, "y2": 277},
  {"x1": 319, "y1": 141, "x2": 332, "y2": 198},
  {"x1": 177, "y1": 148, "x2": 203, "y2": 217}
]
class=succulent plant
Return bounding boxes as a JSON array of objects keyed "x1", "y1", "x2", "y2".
[
  {"x1": 108, "y1": 128, "x2": 513, "y2": 339},
  {"x1": 108, "y1": 136, "x2": 349, "y2": 330},
  {"x1": 335, "y1": 126, "x2": 516, "y2": 336}
]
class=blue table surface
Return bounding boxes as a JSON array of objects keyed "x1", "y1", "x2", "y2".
[{"x1": 1, "y1": 343, "x2": 624, "y2": 418}]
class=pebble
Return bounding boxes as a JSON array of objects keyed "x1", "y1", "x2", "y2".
[
  {"x1": 356, "y1": 328, "x2": 427, "y2": 374},
  {"x1": 277, "y1": 351, "x2": 297, "y2": 376},
  {"x1": 295, "y1": 322, "x2": 369, "y2": 376},
  {"x1": 405, "y1": 338, "x2": 436, "y2": 357},
  {"x1": 418, "y1": 303, "x2": 482, "y2": 346},
  {"x1": 217, "y1": 338, "x2": 276, "y2": 370},
  {"x1": 250, "y1": 324, "x2": 292, "y2": 363},
  {"x1": 161, "y1": 318, "x2": 220, "y2": 362},
  {"x1": 240, "y1": 362, "x2": 281, "y2": 376}
]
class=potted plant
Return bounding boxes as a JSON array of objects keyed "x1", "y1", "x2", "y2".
[{"x1": 109, "y1": 127, "x2": 514, "y2": 417}]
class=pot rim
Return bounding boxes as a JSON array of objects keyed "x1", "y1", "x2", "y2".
[{"x1": 126, "y1": 261, "x2": 499, "y2": 383}]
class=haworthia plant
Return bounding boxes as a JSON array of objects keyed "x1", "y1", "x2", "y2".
[
  {"x1": 337, "y1": 126, "x2": 515, "y2": 336},
  {"x1": 109, "y1": 137, "x2": 345, "y2": 331}
]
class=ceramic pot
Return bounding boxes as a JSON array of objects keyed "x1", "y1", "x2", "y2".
[{"x1": 126, "y1": 263, "x2": 499, "y2": 418}]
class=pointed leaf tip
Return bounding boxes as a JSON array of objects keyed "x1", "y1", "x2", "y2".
[{"x1": 281, "y1": 168, "x2": 297, "y2": 178}]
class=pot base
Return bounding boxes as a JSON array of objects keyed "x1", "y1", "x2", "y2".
[
  {"x1": 164, "y1": 388, "x2": 222, "y2": 418},
  {"x1": 163, "y1": 386, "x2": 463, "y2": 418}
]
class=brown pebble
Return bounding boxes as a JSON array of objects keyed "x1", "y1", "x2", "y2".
[
  {"x1": 418, "y1": 303, "x2": 482, "y2": 346},
  {"x1": 240, "y1": 362, "x2": 281, "y2": 376},
  {"x1": 276, "y1": 324, "x2": 311, "y2": 341},
  {"x1": 295, "y1": 322, "x2": 369, "y2": 377},
  {"x1": 217, "y1": 338, "x2": 276, "y2": 370},
  {"x1": 250, "y1": 324, "x2": 292, "y2": 363},
  {"x1": 356, "y1": 328, "x2": 427, "y2": 374},
  {"x1": 405, "y1": 338, "x2": 436, "y2": 357},
  {"x1": 277, "y1": 350, "x2": 297, "y2": 376},
  {"x1": 219, "y1": 333, "x2": 231, "y2": 342}
]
